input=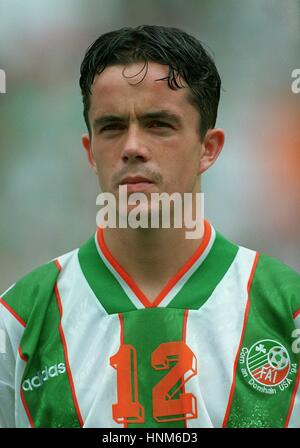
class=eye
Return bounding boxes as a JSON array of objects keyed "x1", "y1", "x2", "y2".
[
  {"x1": 149, "y1": 120, "x2": 172, "y2": 128},
  {"x1": 100, "y1": 123, "x2": 126, "y2": 132}
]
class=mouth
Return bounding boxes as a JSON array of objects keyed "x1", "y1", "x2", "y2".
[{"x1": 119, "y1": 176, "x2": 155, "y2": 193}]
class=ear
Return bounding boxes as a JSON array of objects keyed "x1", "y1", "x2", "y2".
[
  {"x1": 82, "y1": 133, "x2": 98, "y2": 175},
  {"x1": 198, "y1": 128, "x2": 225, "y2": 175}
]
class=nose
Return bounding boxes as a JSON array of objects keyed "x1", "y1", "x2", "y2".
[{"x1": 121, "y1": 124, "x2": 150, "y2": 164}]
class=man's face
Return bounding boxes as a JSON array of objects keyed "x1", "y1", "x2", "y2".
[{"x1": 83, "y1": 62, "x2": 205, "y2": 198}]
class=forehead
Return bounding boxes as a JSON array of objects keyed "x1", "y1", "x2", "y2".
[{"x1": 89, "y1": 61, "x2": 196, "y2": 118}]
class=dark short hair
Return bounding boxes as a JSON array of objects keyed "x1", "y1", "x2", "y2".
[{"x1": 79, "y1": 25, "x2": 221, "y2": 139}]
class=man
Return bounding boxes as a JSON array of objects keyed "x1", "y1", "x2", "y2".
[{"x1": 0, "y1": 25, "x2": 299, "y2": 428}]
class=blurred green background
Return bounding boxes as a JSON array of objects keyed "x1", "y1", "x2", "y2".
[{"x1": 1, "y1": 0, "x2": 300, "y2": 292}]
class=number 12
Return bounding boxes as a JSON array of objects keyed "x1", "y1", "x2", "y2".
[{"x1": 110, "y1": 341, "x2": 198, "y2": 424}]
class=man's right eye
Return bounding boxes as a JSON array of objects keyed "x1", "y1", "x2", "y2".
[{"x1": 100, "y1": 124, "x2": 125, "y2": 132}]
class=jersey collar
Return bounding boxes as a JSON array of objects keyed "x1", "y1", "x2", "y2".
[{"x1": 95, "y1": 220, "x2": 215, "y2": 309}]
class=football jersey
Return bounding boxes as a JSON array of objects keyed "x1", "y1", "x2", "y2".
[{"x1": 0, "y1": 220, "x2": 300, "y2": 428}]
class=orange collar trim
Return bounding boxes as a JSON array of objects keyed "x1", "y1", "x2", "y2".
[{"x1": 97, "y1": 220, "x2": 212, "y2": 308}]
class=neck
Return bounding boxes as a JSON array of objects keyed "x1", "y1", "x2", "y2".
[{"x1": 103, "y1": 223, "x2": 205, "y2": 302}]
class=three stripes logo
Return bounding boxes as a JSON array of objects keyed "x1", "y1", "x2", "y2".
[{"x1": 239, "y1": 339, "x2": 297, "y2": 394}]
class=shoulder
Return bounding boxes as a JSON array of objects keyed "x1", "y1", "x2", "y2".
[
  {"x1": 216, "y1": 228, "x2": 300, "y2": 317},
  {"x1": 0, "y1": 248, "x2": 78, "y2": 327},
  {"x1": 253, "y1": 251, "x2": 300, "y2": 293},
  {"x1": 248, "y1": 249, "x2": 300, "y2": 317}
]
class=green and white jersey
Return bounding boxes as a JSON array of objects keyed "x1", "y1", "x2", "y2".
[{"x1": 1, "y1": 221, "x2": 300, "y2": 428}]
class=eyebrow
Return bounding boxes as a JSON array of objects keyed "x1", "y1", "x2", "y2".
[{"x1": 92, "y1": 110, "x2": 183, "y2": 131}]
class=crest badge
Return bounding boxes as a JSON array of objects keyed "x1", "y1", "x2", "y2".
[{"x1": 239, "y1": 339, "x2": 297, "y2": 394}]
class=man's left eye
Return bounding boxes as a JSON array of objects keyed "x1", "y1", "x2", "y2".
[{"x1": 149, "y1": 121, "x2": 171, "y2": 128}]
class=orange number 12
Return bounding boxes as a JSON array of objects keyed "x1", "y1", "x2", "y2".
[{"x1": 110, "y1": 341, "x2": 197, "y2": 424}]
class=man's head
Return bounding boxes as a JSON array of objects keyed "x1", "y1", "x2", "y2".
[
  {"x1": 79, "y1": 25, "x2": 224, "y2": 208},
  {"x1": 80, "y1": 25, "x2": 221, "y2": 140}
]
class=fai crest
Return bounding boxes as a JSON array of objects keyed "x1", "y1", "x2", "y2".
[{"x1": 239, "y1": 339, "x2": 297, "y2": 394}]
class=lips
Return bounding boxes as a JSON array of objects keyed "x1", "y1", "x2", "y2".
[
  {"x1": 120, "y1": 176, "x2": 154, "y2": 185},
  {"x1": 119, "y1": 176, "x2": 155, "y2": 193}
]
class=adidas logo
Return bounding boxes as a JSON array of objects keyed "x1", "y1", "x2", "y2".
[{"x1": 22, "y1": 363, "x2": 66, "y2": 391}]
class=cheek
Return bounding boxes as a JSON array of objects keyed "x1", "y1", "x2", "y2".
[
  {"x1": 93, "y1": 143, "x2": 111, "y2": 166},
  {"x1": 92, "y1": 151, "x2": 112, "y2": 188},
  {"x1": 173, "y1": 146, "x2": 200, "y2": 174},
  {"x1": 164, "y1": 154, "x2": 199, "y2": 191}
]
